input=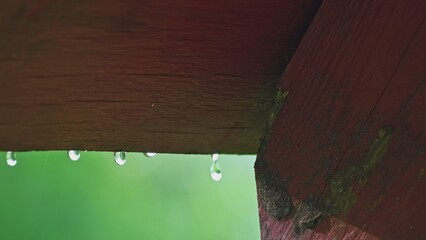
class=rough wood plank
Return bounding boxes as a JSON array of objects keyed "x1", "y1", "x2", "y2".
[
  {"x1": 0, "y1": 0, "x2": 321, "y2": 153},
  {"x1": 255, "y1": 0, "x2": 426, "y2": 239}
]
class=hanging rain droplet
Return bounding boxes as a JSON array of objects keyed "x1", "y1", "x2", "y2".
[
  {"x1": 144, "y1": 152, "x2": 157, "y2": 157},
  {"x1": 68, "y1": 150, "x2": 80, "y2": 161},
  {"x1": 210, "y1": 159, "x2": 222, "y2": 181},
  {"x1": 211, "y1": 153, "x2": 219, "y2": 162},
  {"x1": 6, "y1": 151, "x2": 17, "y2": 167},
  {"x1": 114, "y1": 151, "x2": 126, "y2": 166}
]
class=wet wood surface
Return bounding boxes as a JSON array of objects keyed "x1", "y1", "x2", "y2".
[
  {"x1": 256, "y1": 0, "x2": 426, "y2": 239},
  {"x1": 0, "y1": 0, "x2": 321, "y2": 153}
]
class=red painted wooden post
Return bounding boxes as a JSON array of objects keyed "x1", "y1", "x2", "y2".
[
  {"x1": 0, "y1": 0, "x2": 321, "y2": 154},
  {"x1": 256, "y1": 0, "x2": 426, "y2": 239}
]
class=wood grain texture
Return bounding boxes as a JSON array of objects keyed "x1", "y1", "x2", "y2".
[
  {"x1": 0, "y1": 0, "x2": 321, "y2": 153},
  {"x1": 256, "y1": 0, "x2": 426, "y2": 238}
]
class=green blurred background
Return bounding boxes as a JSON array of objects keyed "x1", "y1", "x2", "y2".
[{"x1": 0, "y1": 152, "x2": 260, "y2": 240}]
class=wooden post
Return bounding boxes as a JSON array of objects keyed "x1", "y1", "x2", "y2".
[
  {"x1": 0, "y1": 0, "x2": 321, "y2": 153},
  {"x1": 256, "y1": 0, "x2": 426, "y2": 239}
]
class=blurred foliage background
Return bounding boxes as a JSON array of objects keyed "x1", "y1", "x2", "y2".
[{"x1": 0, "y1": 152, "x2": 260, "y2": 240}]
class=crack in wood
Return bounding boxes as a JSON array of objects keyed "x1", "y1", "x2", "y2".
[{"x1": 324, "y1": 127, "x2": 394, "y2": 215}]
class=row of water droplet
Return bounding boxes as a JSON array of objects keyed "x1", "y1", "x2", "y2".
[{"x1": 4, "y1": 151, "x2": 222, "y2": 181}]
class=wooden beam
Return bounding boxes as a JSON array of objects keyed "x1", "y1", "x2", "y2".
[
  {"x1": 256, "y1": 0, "x2": 426, "y2": 239},
  {"x1": 0, "y1": 0, "x2": 321, "y2": 153}
]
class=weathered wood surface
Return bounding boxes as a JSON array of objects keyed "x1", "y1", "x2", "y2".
[
  {"x1": 255, "y1": 0, "x2": 426, "y2": 239},
  {"x1": 0, "y1": 0, "x2": 321, "y2": 153}
]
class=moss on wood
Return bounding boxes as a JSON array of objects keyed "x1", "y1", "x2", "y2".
[{"x1": 326, "y1": 127, "x2": 394, "y2": 214}]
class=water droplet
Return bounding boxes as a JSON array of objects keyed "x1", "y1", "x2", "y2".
[
  {"x1": 6, "y1": 151, "x2": 17, "y2": 167},
  {"x1": 114, "y1": 151, "x2": 126, "y2": 166},
  {"x1": 68, "y1": 150, "x2": 80, "y2": 161},
  {"x1": 210, "y1": 160, "x2": 222, "y2": 181},
  {"x1": 144, "y1": 152, "x2": 157, "y2": 157},
  {"x1": 211, "y1": 153, "x2": 219, "y2": 161}
]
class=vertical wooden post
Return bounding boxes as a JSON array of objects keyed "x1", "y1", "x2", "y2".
[{"x1": 256, "y1": 0, "x2": 426, "y2": 239}]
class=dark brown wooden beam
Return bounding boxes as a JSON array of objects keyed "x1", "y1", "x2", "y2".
[
  {"x1": 0, "y1": 0, "x2": 321, "y2": 153},
  {"x1": 255, "y1": 0, "x2": 426, "y2": 239}
]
